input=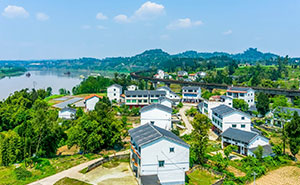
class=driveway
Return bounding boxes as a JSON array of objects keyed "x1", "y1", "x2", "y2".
[
  {"x1": 29, "y1": 150, "x2": 129, "y2": 185},
  {"x1": 180, "y1": 104, "x2": 194, "y2": 136}
]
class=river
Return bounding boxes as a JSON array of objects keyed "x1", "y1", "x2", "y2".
[{"x1": 0, "y1": 70, "x2": 85, "y2": 100}]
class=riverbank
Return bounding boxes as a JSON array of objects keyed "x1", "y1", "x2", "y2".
[{"x1": 0, "y1": 67, "x2": 26, "y2": 79}]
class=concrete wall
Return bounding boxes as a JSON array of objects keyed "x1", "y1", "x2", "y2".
[
  {"x1": 107, "y1": 86, "x2": 122, "y2": 102},
  {"x1": 140, "y1": 138, "x2": 189, "y2": 184},
  {"x1": 58, "y1": 111, "x2": 74, "y2": 120},
  {"x1": 141, "y1": 108, "x2": 172, "y2": 130},
  {"x1": 86, "y1": 97, "x2": 100, "y2": 111}
]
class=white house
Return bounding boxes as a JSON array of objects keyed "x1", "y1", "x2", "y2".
[
  {"x1": 127, "y1": 85, "x2": 138, "y2": 91},
  {"x1": 84, "y1": 94, "x2": 102, "y2": 111},
  {"x1": 198, "y1": 95, "x2": 233, "y2": 120},
  {"x1": 177, "y1": 71, "x2": 188, "y2": 77},
  {"x1": 226, "y1": 87, "x2": 255, "y2": 107},
  {"x1": 197, "y1": 71, "x2": 206, "y2": 78},
  {"x1": 211, "y1": 104, "x2": 251, "y2": 135},
  {"x1": 129, "y1": 123, "x2": 190, "y2": 185},
  {"x1": 107, "y1": 84, "x2": 122, "y2": 102},
  {"x1": 58, "y1": 107, "x2": 77, "y2": 120},
  {"x1": 159, "y1": 97, "x2": 174, "y2": 108},
  {"x1": 140, "y1": 104, "x2": 172, "y2": 130},
  {"x1": 157, "y1": 69, "x2": 165, "y2": 79},
  {"x1": 157, "y1": 86, "x2": 181, "y2": 104},
  {"x1": 182, "y1": 86, "x2": 201, "y2": 103},
  {"x1": 188, "y1": 74, "x2": 197, "y2": 81},
  {"x1": 221, "y1": 128, "x2": 273, "y2": 157},
  {"x1": 265, "y1": 107, "x2": 300, "y2": 127},
  {"x1": 125, "y1": 90, "x2": 166, "y2": 107}
]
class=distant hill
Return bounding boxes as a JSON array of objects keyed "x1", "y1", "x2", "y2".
[{"x1": 0, "y1": 48, "x2": 290, "y2": 72}]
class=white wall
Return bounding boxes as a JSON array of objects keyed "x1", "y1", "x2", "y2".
[
  {"x1": 107, "y1": 86, "x2": 122, "y2": 102},
  {"x1": 161, "y1": 100, "x2": 172, "y2": 108},
  {"x1": 141, "y1": 109, "x2": 172, "y2": 130},
  {"x1": 58, "y1": 111, "x2": 74, "y2": 120},
  {"x1": 140, "y1": 138, "x2": 189, "y2": 184},
  {"x1": 249, "y1": 136, "x2": 269, "y2": 149},
  {"x1": 222, "y1": 112, "x2": 251, "y2": 132},
  {"x1": 86, "y1": 97, "x2": 99, "y2": 111}
]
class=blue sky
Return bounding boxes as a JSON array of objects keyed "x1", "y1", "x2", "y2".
[{"x1": 0, "y1": 0, "x2": 299, "y2": 60}]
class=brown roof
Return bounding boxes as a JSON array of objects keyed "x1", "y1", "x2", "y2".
[{"x1": 84, "y1": 94, "x2": 103, "y2": 101}]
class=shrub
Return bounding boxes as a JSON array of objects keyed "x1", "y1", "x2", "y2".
[
  {"x1": 14, "y1": 167, "x2": 32, "y2": 180},
  {"x1": 33, "y1": 158, "x2": 51, "y2": 170}
]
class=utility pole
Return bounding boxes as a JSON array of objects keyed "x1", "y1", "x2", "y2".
[{"x1": 252, "y1": 172, "x2": 257, "y2": 185}]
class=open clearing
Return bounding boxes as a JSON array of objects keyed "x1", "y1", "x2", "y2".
[
  {"x1": 247, "y1": 166, "x2": 300, "y2": 185},
  {"x1": 80, "y1": 162, "x2": 137, "y2": 185}
]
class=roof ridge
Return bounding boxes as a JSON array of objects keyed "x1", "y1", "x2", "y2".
[{"x1": 149, "y1": 123, "x2": 163, "y2": 138}]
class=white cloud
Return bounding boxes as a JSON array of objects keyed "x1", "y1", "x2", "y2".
[
  {"x1": 36, "y1": 12, "x2": 49, "y2": 21},
  {"x1": 96, "y1": 25, "x2": 107, "y2": 30},
  {"x1": 2, "y1": 5, "x2": 29, "y2": 18},
  {"x1": 114, "y1": 14, "x2": 130, "y2": 23},
  {"x1": 134, "y1": 1, "x2": 164, "y2": 20},
  {"x1": 223, "y1": 29, "x2": 233, "y2": 35},
  {"x1": 167, "y1": 18, "x2": 202, "y2": 29},
  {"x1": 114, "y1": 1, "x2": 165, "y2": 23},
  {"x1": 96, "y1": 12, "x2": 107, "y2": 20},
  {"x1": 82, "y1": 25, "x2": 91, "y2": 30}
]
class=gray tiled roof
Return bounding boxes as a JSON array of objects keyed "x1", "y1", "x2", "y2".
[
  {"x1": 220, "y1": 95, "x2": 232, "y2": 100},
  {"x1": 221, "y1": 128, "x2": 258, "y2": 144},
  {"x1": 140, "y1": 104, "x2": 172, "y2": 114},
  {"x1": 125, "y1": 90, "x2": 166, "y2": 96},
  {"x1": 249, "y1": 144, "x2": 273, "y2": 156},
  {"x1": 182, "y1": 86, "x2": 200, "y2": 90},
  {"x1": 211, "y1": 105, "x2": 236, "y2": 116},
  {"x1": 60, "y1": 107, "x2": 77, "y2": 114},
  {"x1": 129, "y1": 123, "x2": 189, "y2": 148},
  {"x1": 109, "y1": 84, "x2": 122, "y2": 89},
  {"x1": 158, "y1": 96, "x2": 174, "y2": 104},
  {"x1": 157, "y1": 86, "x2": 171, "y2": 92},
  {"x1": 227, "y1": 86, "x2": 252, "y2": 92},
  {"x1": 212, "y1": 104, "x2": 251, "y2": 118},
  {"x1": 279, "y1": 107, "x2": 300, "y2": 115}
]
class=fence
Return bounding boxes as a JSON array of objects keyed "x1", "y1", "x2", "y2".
[{"x1": 86, "y1": 153, "x2": 130, "y2": 173}]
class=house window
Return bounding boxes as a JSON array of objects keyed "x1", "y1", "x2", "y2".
[
  {"x1": 170, "y1": 147, "x2": 175, "y2": 153},
  {"x1": 241, "y1": 124, "x2": 245, "y2": 128},
  {"x1": 126, "y1": 100, "x2": 131, "y2": 103},
  {"x1": 143, "y1": 100, "x2": 147, "y2": 103},
  {"x1": 138, "y1": 100, "x2": 142, "y2": 103},
  {"x1": 132, "y1": 100, "x2": 137, "y2": 103},
  {"x1": 114, "y1": 89, "x2": 116, "y2": 91},
  {"x1": 241, "y1": 117, "x2": 245, "y2": 120},
  {"x1": 158, "y1": 160, "x2": 165, "y2": 167},
  {"x1": 229, "y1": 103, "x2": 232, "y2": 105},
  {"x1": 150, "y1": 121, "x2": 155, "y2": 124},
  {"x1": 114, "y1": 93, "x2": 116, "y2": 96},
  {"x1": 232, "y1": 124, "x2": 237, "y2": 128}
]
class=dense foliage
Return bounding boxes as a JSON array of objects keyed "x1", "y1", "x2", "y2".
[{"x1": 72, "y1": 76, "x2": 113, "y2": 95}]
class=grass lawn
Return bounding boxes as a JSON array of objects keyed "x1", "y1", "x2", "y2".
[
  {"x1": 54, "y1": 177, "x2": 91, "y2": 185},
  {"x1": 44, "y1": 94, "x2": 65, "y2": 102},
  {"x1": 0, "y1": 154, "x2": 100, "y2": 185},
  {"x1": 188, "y1": 169, "x2": 220, "y2": 185}
]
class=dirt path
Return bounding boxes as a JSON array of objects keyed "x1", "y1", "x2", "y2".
[
  {"x1": 180, "y1": 104, "x2": 194, "y2": 136},
  {"x1": 247, "y1": 166, "x2": 300, "y2": 185},
  {"x1": 29, "y1": 150, "x2": 129, "y2": 185}
]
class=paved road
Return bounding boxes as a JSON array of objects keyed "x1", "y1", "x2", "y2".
[
  {"x1": 29, "y1": 150, "x2": 129, "y2": 185},
  {"x1": 180, "y1": 104, "x2": 195, "y2": 136}
]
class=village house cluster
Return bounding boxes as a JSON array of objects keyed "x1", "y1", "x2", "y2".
[{"x1": 54, "y1": 80, "x2": 280, "y2": 184}]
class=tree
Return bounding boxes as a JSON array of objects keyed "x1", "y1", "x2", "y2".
[
  {"x1": 191, "y1": 114, "x2": 211, "y2": 165},
  {"x1": 271, "y1": 95, "x2": 288, "y2": 109},
  {"x1": 0, "y1": 131, "x2": 23, "y2": 166},
  {"x1": 224, "y1": 145, "x2": 238, "y2": 160},
  {"x1": 46, "y1": 87, "x2": 52, "y2": 97},
  {"x1": 285, "y1": 112, "x2": 300, "y2": 158},
  {"x1": 253, "y1": 145, "x2": 264, "y2": 161},
  {"x1": 233, "y1": 99, "x2": 249, "y2": 112},
  {"x1": 256, "y1": 92, "x2": 270, "y2": 116}
]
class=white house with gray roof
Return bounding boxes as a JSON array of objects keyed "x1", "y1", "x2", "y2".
[
  {"x1": 198, "y1": 95, "x2": 233, "y2": 120},
  {"x1": 58, "y1": 107, "x2": 77, "y2": 120},
  {"x1": 157, "y1": 86, "x2": 181, "y2": 104},
  {"x1": 129, "y1": 123, "x2": 190, "y2": 185},
  {"x1": 159, "y1": 97, "x2": 174, "y2": 108},
  {"x1": 182, "y1": 86, "x2": 201, "y2": 103},
  {"x1": 265, "y1": 107, "x2": 300, "y2": 127},
  {"x1": 211, "y1": 104, "x2": 251, "y2": 135},
  {"x1": 140, "y1": 104, "x2": 172, "y2": 130},
  {"x1": 125, "y1": 90, "x2": 166, "y2": 107},
  {"x1": 226, "y1": 86, "x2": 255, "y2": 107},
  {"x1": 221, "y1": 128, "x2": 273, "y2": 157},
  {"x1": 107, "y1": 84, "x2": 122, "y2": 103}
]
